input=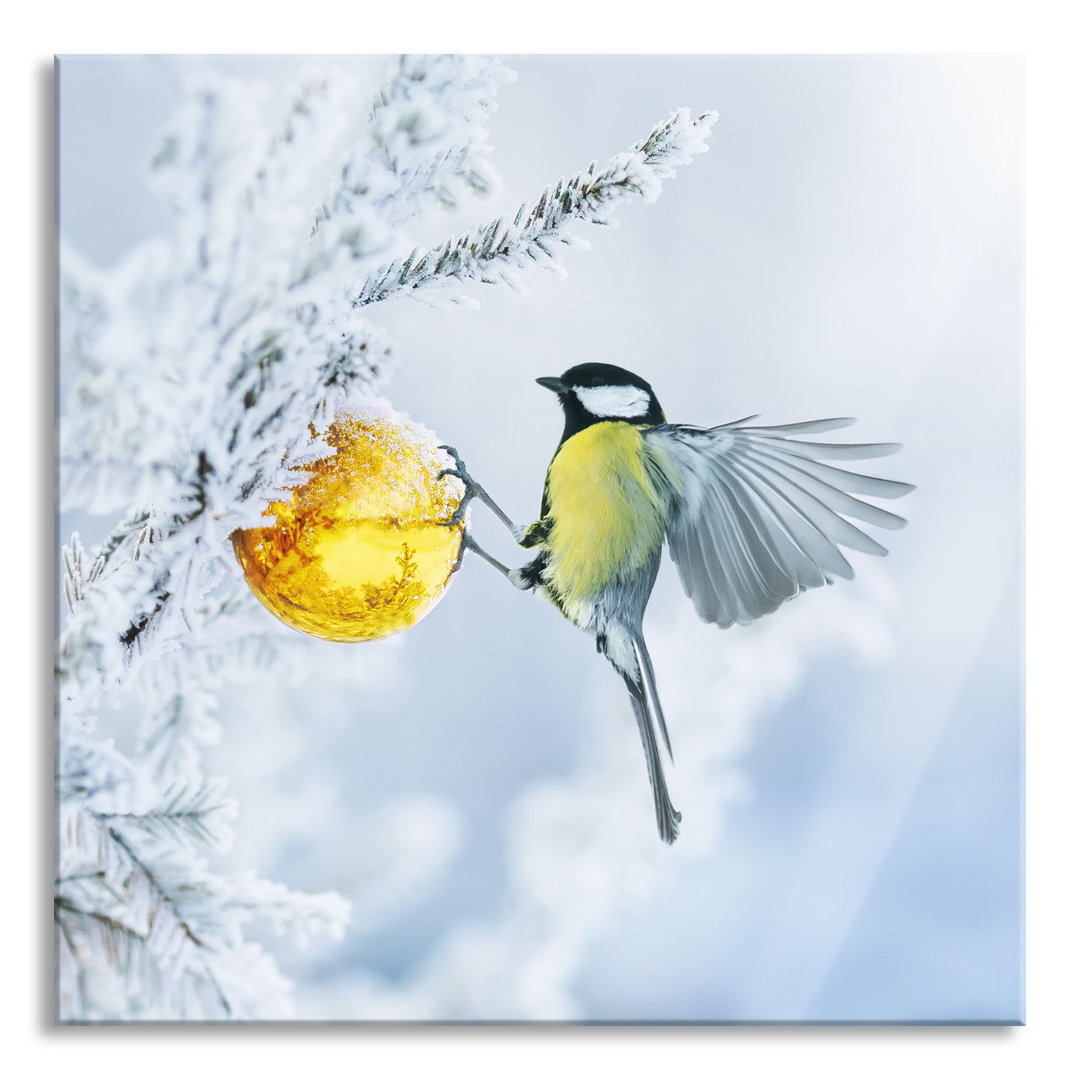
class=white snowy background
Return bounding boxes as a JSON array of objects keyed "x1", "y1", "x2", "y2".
[{"x1": 58, "y1": 54, "x2": 1022, "y2": 1022}]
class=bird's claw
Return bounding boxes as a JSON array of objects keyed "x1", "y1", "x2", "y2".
[
  {"x1": 437, "y1": 445, "x2": 478, "y2": 528},
  {"x1": 437, "y1": 445, "x2": 471, "y2": 484},
  {"x1": 449, "y1": 530, "x2": 475, "y2": 573}
]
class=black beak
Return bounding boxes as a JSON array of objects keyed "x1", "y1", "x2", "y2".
[{"x1": 536, "y1": 376, "x2": 567, "y2": 394}]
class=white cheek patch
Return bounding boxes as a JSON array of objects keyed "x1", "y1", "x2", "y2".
[{"x1": 574, "y1": 384, "x2": 651, "y2": 419}]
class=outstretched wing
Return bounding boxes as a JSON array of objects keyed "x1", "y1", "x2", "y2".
[{"x1": 645, "y1": 417, "x2": 913, "y2": 629}]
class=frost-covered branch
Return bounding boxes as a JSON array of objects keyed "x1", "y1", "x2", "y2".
[
  {"x1": 56, "y1": 742, "x2": 350, "y2": 1020},
  {"x1": 57, "y1": 58, "x2": 521, "y2": 681},
  {"x1": 312, "y1": 54, "x2": 513, "y2": 262},
  {"x1": 56, "y1": 53, "x2": 524, "y2": 1023},
  {"x1": 352, "y1": 108, "x2": 717, "y2": 306}
]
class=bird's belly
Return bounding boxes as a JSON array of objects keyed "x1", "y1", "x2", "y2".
[{"x1": 543, "y1": 423, "x2": 667, "y2": 621}]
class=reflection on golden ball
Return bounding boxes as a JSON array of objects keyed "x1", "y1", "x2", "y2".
[{"x1": 232, "y1": 405, "x2": 465, "y2": 642}]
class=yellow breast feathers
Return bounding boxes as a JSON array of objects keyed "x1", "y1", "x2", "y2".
[{"x1": 544, "y1": 422, "x2": 670, "y2": 607}]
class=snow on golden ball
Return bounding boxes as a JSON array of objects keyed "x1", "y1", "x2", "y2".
[{"x1": 232, "y1": 405, "x2": 465, "y2": 642}]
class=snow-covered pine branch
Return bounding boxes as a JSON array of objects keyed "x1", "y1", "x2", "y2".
[
  {"x1": 57, "y1": 55, "x2": 718, "y2": 1021},
  {"x1": 56, "y1": 723, "x2": 350, "y2": 1020},
  {"x1": 57, "y1": 54, "x2": 518, "y2": 1021},
  {"x1": 351, "y1": 108, "x2": 718, "y2": 306},
  {"x1": 313, "y1": 54, "x2": 513, "y2": 252},
  {"x1": 59, "y1": 58, "x2": 521, "y2": 684}
]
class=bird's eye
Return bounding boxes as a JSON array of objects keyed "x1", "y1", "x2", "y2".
[{"x1": 590, "y1": 375, "x2": 604, "y2": 386}]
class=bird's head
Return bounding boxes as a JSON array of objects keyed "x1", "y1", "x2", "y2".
[{"x1": 536, "y1": 363, "x2": 665, "y2": 431}]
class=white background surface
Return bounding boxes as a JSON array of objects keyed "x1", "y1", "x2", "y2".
[{"x1": 12, "y1": 0, "x2": 1079, "y2": 1075}]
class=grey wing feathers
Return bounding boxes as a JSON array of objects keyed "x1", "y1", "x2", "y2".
[{"x1": 648, "y1": 418, "x2": 913, "y2": 629}]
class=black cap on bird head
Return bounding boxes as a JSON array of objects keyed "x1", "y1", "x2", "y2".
[{"x1": 536, "y1": 363, "x2": 665, "y2": 439}]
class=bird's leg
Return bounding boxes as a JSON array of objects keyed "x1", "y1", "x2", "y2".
[
  {"x1": 438, "y1": 447, "x2": 535, "y2": 590},
  {"x1": 450, "y1": 531, "x2": 516, "y2": 580},
  {"x1": 437, "y1": 445, "x2": 527, "y2": 542}
]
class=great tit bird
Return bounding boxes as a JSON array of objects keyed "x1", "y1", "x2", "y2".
[{"x1": 442, "y1": 362, "x2": 912, "y2": 844}]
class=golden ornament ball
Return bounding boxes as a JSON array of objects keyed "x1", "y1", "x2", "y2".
[{"x1": 232, "y1": 404, "x2": 466, "y2": 642}]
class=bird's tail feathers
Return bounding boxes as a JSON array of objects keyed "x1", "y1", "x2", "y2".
[
  {"x1": 620, "y1": 663, "x2": 681, "y2": 845},
  {"x1": 633, "y1": 635, "x2": 673, "y2": 762}
]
